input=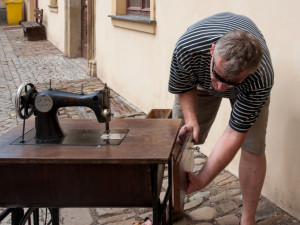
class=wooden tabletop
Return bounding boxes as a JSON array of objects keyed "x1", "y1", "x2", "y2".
[{"x1": 0, "y1": 118, "x2": 182, "y2": 164}]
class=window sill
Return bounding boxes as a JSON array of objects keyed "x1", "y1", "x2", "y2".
[
  {"x1": 48, "y1": 5, "x2": 58, "y2": 13},
  {"x1": 108, "y1": 14, "x2": 156, "y2": 34}
]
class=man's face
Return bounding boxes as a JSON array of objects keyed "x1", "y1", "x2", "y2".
[{"x1": 210, "y1": 44, "x2": 249, "y2": 92}]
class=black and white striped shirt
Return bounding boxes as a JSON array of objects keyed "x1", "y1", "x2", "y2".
[{"x1": 168, "y1": 12, "x2": 274, "y2": 133}]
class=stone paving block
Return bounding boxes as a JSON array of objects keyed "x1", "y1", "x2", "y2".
[
  {"x1": 198, "y1": 191, "x2": 211, "y2": 199},
  {"x1": 98, "y1": 212, "x2": 135, "y2": 224},
  {"x1": 189, "y1": 206, "x2": 217, "y2": 221},
  {"x1": 215, "y1": 214, "x2": 239, "y2": 225},
  {"x1": 217, "y1": 175, "x2": 238, "y2": 186},
  {"x1": 255, "y1": 206, "x2": 278, "y2": 222},
  {"x1": 188, "y1": 192, "x2": 206, "y2": 201},
  {"x1": 60, "y1": 208, "x2": 93, "y2": 225},
  {"x1": 216, "y1": 180, "x2": 240, "y2": 191},
  {"x1": 110, "y1": 218, "x2": 137, "y2": 225},
  {"x1": 95, "y1": 208, "x2": 126, "y2": 217},
  {"x1": 184, "y1": 197, "x2": 204, "y2": 210},
  {"x1": 209, "y1": 192, "x2": 228, "y2": 202},
  {"x1": 219, "y1": 200, "x2": 238, "y2": 214},
  {"x1": 227, "y1": 188, "x2": 241, "y2": 197},
  {"x1": 214, "y1": 173, "x2": 232, "y2": 185},
  {"x1": 257, "y1": 214, "x2": 291, "y2": 225},
  {"x1": 173, "y1": 217, "x2": 191, "y2": 225}
]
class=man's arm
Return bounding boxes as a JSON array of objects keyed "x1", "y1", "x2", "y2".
[
  {"x1": 186, "y1": 125, "x2": 247, "y2": 194},
  {"x1": 177, "y1": 87, "x2": 200, "y2": 143}
]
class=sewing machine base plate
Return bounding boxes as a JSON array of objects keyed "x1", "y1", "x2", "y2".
[{"x1": 10, "y1": 128, "x2": 129, "y2": 146}]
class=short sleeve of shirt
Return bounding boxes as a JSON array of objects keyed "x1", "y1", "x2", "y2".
[
  {"x1": 230, "y1": 87, "x2": 271, "y2": 133},
  {"x1": 229, "y1": 64, "x2": 273, "y2": 133},
  {"x1": 168, "y1": 45, "x2": 199, "y2": 94}
]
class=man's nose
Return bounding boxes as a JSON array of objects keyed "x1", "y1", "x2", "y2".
[{"x1": 215, "y1": 81, "x2": 228, "y2": 91}]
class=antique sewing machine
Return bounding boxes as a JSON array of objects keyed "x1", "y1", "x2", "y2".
[
  {"x1": 12, "y1": 82, "x2": 129, "y2": 145},
  {"x1": 0, "y1": 82, "x2": 192, "y2": 225}
]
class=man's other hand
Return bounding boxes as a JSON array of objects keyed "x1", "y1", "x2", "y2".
[
  {"x1": 186, "y1": 171, "x2": 202, "y2": 195},
  {"x1": 177, "y1": 122, "x2": 200, "y2": 144}
]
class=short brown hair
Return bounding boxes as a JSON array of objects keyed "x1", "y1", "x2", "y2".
[{"x1": 214, "y1": 30, "x2": 263, "y2": 78}]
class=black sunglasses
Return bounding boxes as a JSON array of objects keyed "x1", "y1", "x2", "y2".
[{"x1": 212, "y1": 57, "x2": 240, "y2": 87}]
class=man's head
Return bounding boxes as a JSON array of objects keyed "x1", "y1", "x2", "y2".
[{"x1": 210, "y1": 30, "x2": 263, "y2": 91}]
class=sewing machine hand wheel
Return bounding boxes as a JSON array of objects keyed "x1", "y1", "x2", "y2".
[{"x1": 15, "y1": 82, "x2": 36, "y2": 120}]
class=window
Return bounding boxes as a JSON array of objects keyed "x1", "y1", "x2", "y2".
[
  {"x1": 49, "y1": 0, "x2": 58, "y2": 6},
  {"x1": 110, "y1": 0, "x2": 156, "y2": 34},
  {"x1": 49, "y1": 0, "x2": 58, "y2": 13},
  {"x1": 127, "y1": 0, "x2": 150, "y2": 16}
]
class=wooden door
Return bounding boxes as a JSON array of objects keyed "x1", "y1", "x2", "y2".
[{"x1": 81, "y1": 0, "x2": 88, "y2": 59}]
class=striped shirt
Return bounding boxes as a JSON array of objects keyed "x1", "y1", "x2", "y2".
[{"x1": 168, "y1": 12, "x2": 274, "y2": 133}]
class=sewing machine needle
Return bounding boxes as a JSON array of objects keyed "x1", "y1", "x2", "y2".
[{"x1": 106, "y1": 121, "x2": 110, "y2": 134}]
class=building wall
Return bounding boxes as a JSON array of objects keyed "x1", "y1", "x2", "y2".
[
  {"x1": 38, "y1": 0, "x2": 65, "y2": 52},
  {"x1": 95, "y1": 0, "x2": 300, "y2": 220},
  {"x1": 0, "y1": 0, "x2": 6, "y2": 8}
]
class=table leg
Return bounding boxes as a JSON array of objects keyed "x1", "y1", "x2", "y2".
[
  {"x1": 168, "y1": 156, "x2": 173, "y2": 225},
  {"x1": 11, "y1": 208, "x2": 24, "y2": 225},
  {"x1": 33, "y1": 209, "x2": 39, "y2": 224},
  {"x1": 50, "y1": 208, "x2": 60, "y2": 225},
  {"x1": 151, "y1": 164, "x2": 159, "y2": 225}
]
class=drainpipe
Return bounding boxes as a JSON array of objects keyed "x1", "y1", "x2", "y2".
[{"x1": 64, "y1": 0, "x2": 70, "y2": 57}]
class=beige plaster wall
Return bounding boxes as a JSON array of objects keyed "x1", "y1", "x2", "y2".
[
  {"x1": 95, "y1": 0, "x2": 300, "y2": 220},
  {"x1": 38, "y1": 0, "x2": 65, "y2": 52},
  {"x1": 0, "y1": 0, "x2": 6, "y2": 8}
]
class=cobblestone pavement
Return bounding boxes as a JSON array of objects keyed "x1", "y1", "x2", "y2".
[{"x1": 0, "y1": 26, "x2": 299, "y2": 225}]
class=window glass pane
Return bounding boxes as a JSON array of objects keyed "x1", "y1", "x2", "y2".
[
  {"x1": 129, "y1": 0, "x2": 141, "y2": 7},
  {"x1": 144, "y1": 0, "x2": 150, "y2": 8}
]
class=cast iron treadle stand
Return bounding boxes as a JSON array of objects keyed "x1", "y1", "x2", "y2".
[
  {"x1": 0, "y1": 208, "x2": 59, "y2": 225},
  {"x1": 151, "y1": 155, "x2": 173, "y2": 225}
]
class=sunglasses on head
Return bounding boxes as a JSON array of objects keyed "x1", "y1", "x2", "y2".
[{"x1": 212, "y1": 57, "x2": 240, "y2": 87}]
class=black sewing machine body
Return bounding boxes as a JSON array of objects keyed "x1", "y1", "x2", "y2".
[
  {"x1": 34, "y1": 89, "x2": 107, "y2": 140},
  {"x1": 13, "y1": 82, "x2": 128, "y2": 145}
]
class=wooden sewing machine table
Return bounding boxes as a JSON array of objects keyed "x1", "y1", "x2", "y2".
[{"x1": 0, "y1": 118, "x2": 184, "y2": 225}]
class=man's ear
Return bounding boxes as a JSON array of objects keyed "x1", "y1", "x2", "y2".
[{"x1": 210, "y1": 43, "x2": 215, "y2": 56}]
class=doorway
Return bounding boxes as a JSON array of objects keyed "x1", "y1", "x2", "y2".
[{"x1": 65, "y1": 0, "x2": 95, "y2": 61}]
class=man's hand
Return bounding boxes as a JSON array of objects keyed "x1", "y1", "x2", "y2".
[
  {"x1": 177, "y1": 121, "x2": 200, "y2": 144},
  {"x1": 186, "y1": 171, "x2": 202, "y2": 195},
  {"x1": 177, "y1": 88, "x2": 200, "y2": 144}
]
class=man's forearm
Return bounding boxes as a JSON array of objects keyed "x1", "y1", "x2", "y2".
[
  {"x1": 198, "y1": 125, "x2": 247, "y2": 185},
  {"x1": 178, "y1": 87, "x2": 198, "y2": 123}
]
